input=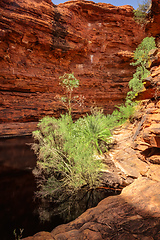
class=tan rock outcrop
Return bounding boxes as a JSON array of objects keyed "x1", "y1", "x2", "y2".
[
  {"x1": 22, "y1": 99, "x2": 160, "y2": 240},
  {"x1": 146, "y1": 0, "x2": 160, "y2": 37},
  {"x1": 21, "y1": 95, "x2": 160, "y2": 240},
  {"x1": 23, "y1": 176, "x2": 160, "y2": 240},
  {"x1": 20, "y1": 1, "x2": 160, "y2": 239},
  {"x1": 0, "y1": 0, "x2": 146, "y2": 136}
]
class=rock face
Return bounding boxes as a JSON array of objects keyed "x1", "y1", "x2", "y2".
[
  {"x1": 22, "y1": 88, "x2": 160, "y2": 240},
  {"x1": 146, "y1": 0, "x2": 160, "y2": 37},
  {"x1": 21, "y1": 5, "x2": 160, "y2": 237},
  {"x1": 0, "y1": 0, "x2": 145, "y2": 136},
  {"x1": 51, "y1": 177, "x2": 160, "y2": 240},
  {"x1": 3, "y1": 1, "x2": 160, "y2": 239}
]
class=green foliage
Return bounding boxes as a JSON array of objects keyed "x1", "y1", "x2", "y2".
[
  {"x1": 112, "y1": 102, "x2": 136, "y2": 125},
  {"x1": 133, "y1": 0, "x2": 151, "y2": 25},
  {"x1": 59, "y1": 72, "x2": 79, "y2": 92},
  {"x1": 131, "y1": 37, "x2": 156, "y2": 67},
  {"x1": 127, "y1": 37, "x2": 156, "y2": 101},
  {"x1": 13, "y1": 229, "x2": 24, "y2": 240},
  {"x1": 32, "y1": 113, "x2": 110, "y2": 220},
  {"x1": 59, "y1": 73, "x2": 80, "y2": 116},
  {"x1": 32, "y1": 113, "x2": 111, "y2": 189},
  {"x1": 74, "y1": 113, "x2": 112, "y2": 154},
  {"x1": 32, "y1": 36, "x2": 157, "y2": 222},
  {"x1": 133, "y1": 9, "x2": 146, "y2": 25}
]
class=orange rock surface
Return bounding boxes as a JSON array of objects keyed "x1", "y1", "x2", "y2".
[
  {"x1": 21, "y1": 99, "x2": 160, "y2": 240},
  {"x1": 0, "y1": 0, "x2": 146, "y2": 136},
  {"x1": 146, "y1": 0, "x2": 160, "y2": 37},
  {"x1": 16, "y1": 1, "x2": 160, "y2": 239}
]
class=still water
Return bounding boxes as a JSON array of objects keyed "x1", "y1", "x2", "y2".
[
  {"x1": 0, "y1": 136, "x2": 62, "y2": 240},
  {"x1": 0, "y1": 136, "x2": 120, "y2": 239}
]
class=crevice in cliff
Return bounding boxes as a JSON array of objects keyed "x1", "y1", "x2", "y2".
[
  {"x1": 0, "y1": 89, "x2": 37, "y2": 94},
  {"x1": 0, "y1": 0, "x2": 146, "y2": 136},
  {"x1": 141, "y1": 147, "x2": 160, "y2": 164},
  {"x1": 51, "y1": 9, "x2": 69, "y2": 51}
]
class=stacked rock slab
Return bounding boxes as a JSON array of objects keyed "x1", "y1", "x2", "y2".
[
  {"x1": 0, "y1": 0, "x2": 145, "y2": 137},
  {"x1": 22, "y1": 73, "x2": 160, "y2": 240},
  {"x1": 21, "y1": 0, "x2": 160, "y2": 238}
]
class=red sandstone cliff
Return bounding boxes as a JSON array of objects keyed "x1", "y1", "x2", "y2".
[
  {"x1": 21, "y1": 1, "x2": 160, "y2": 239},
  {"x1": 0, "y1": 0, "x2": 146, "y2": 137},
  {"x1": 22, "y1": 37, "x2": 160, "y2": 240},
  {"x1": 22, "y1": 60, "x2": 160, "y2": 240},
  {"x1": 146, "y1": 0, "x2": 160, "y2": 37}
]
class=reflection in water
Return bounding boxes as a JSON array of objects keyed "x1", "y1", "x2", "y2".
[
  {"x1": 37, "y1": 185, "x2": 120, "y2": 225},
  {"x1": 0, "y1": 136, "x2": 120, "y2": 239},
  {"x1": 0, "y1": 136, "x2": 62, "y2": 240},
  {"x1": 0, "y1": 136, "x2": 37, "y2": 170}
]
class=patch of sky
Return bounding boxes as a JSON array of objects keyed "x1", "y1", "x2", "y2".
[{"x1": 52, "y1": 0, "x2": 139, "y2": 9}]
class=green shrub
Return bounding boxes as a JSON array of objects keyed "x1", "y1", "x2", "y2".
[
  {"x1": 133, "y1": 9, "x2": 146, "y2": 25},
  {"x1": 74, "y1": 113, "x2": 112, "y2": 154},
  {"x1": 32, "y1": 113, "x2": 109, "y2": 220},
  {"x1": 32, "y1": 36, "x2": 156, "y2": 221},
  {"x1": 32, "y1": 113, "x2": 111, "y2": 189},
  {"x1": 59, "y1": 73, "x2": 80, "y2": 116},
  {"x1": 133, "y1": 0, "x2": 151, "y2": 25},
  {"x1": 131, "y1": 36, "x2": 156, "y2": 68},
  {"x1": 112, "y1": 102, "x2": 135, "y2": 125},
  {"x1": 127, "y1": 36, "x2": 156, "y2": 101}
]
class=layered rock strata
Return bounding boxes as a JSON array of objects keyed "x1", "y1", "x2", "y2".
[
  {"x1": 22, "y1": 4, "x2": 160, "y2": 237},
  {"x1": 0, "y1": 0, "x2": 145, "y2": 136},
  {"x1": 146, "y1": 0, "x2": 160, "y2": 37},
  {"x1": 22, "y1": 98, "x2": 160, "y2": 239}
]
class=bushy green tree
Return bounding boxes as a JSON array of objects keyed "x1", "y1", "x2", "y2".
[
  {"x1": 127, "y1": 36, "x2": 156, "y2": 101},
  {"x1": 59, "y1": 73, "x2": 81, "y2": 116},
  {"x1": 133, "y1": 0, "x2": 152, "y2": 25}
]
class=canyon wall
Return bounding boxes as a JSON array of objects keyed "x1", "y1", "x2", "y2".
[
  {"x1": 22, "y1": 1, "x2": 160, "y2": 238},
  {"x1": 0, "y1": 0, "x2": 146, "y2": 136},
  {"x1": 22, "y1": 43, "x2": 160, "y2": 240},
  {"x1": 146, "y1": 0, "x2": 160, "y2": 37}
]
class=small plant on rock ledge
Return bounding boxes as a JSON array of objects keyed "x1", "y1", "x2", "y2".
[
  {"x1": 56, "y1": 72, "x2": 85, "y2": 116},
  {"x1": 133, "y1": 0, "x2": 152, "y2": 25},
  {"x1": 127, "y1": 36, "x2": 157, "y2": 102}
]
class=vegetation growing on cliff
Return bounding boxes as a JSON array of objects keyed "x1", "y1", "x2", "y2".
[
  {"x1": 32, "y1": 36, "x2": 156, "y2": 222},
  {"x1": 133, "y1": 0, "x2": 152, "y2": 25},
  {"x1": 32, "y1": 75, "x2": 113, "y2": 221},
  {"x1": 32, "y1": 108, "x2": 133, "y2": 221},
  {"x1": 59, "y1": 73, "x2": 82, "y2": 116},
  {"x1": 127, "y1": 36, "x2": 156, "y2": 101}
]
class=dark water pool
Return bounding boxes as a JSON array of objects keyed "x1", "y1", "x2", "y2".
[
  {"x1": 0, "y1": 136, "x2": 120, "y2": 240},
  {"x1": 0, "y1": 136, "x2": 62, "y2": 240}
]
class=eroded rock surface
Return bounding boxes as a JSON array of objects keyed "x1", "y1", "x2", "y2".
[
  {"x1": 22, "y1": 53, "x2": 160, "y2": 239},
  {"x1": 0, "y1": 0, "x2": 145, "y2": 136},
  {"x1": 146, "y1": 0, "x2": 160, "y2": 37},
  {"x1": 22, "y1": 98, "x2": 160, "y2": 240},
  {"x1": 50, "y1": 176, "x2": 160, "y2": 240},
  {"x1": 20, "y1": 52, "x2": 160, "y2": 239}
]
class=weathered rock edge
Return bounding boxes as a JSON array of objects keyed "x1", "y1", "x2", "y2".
[
  {"x1": 22, "y1": 94, "x2": 160, "y2": 239},
  {"x1": 0, "y1": 0, "x2": 145, "y2": 137}
]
